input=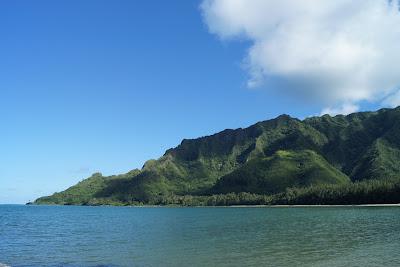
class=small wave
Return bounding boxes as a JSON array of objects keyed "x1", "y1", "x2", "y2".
[{"x1": 0, "y1": 263, "x2": 10, "y2": 267}]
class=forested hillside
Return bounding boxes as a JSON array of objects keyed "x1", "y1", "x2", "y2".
[{"x1": 34, "y1": 107, "x2": 400, "y2": 205}]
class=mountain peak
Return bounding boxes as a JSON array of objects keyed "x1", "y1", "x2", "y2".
[{"x1": 35, "y1": 107, "x2": 400, "y2": 206}]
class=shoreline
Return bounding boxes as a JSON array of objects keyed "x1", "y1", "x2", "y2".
[
  {"x1": 227, "y1": 204, "x2": 400, "y2": 208},
  {"x1": 20, "y1": 203, "x2": 400, "y2": 208}
]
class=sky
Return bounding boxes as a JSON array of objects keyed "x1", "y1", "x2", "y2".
[{"x1": 1, "y1": 0, "x2": 399, "y2": 204}]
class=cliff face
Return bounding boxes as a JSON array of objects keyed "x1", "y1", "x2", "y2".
[{"x1": 35, "y1": 107, "x2": 400, "y2": 205}]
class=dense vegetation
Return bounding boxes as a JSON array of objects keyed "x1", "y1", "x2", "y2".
[
  {"x1": 212, "y1": 150, "x2": 350, "y2": 195},
  {"x1": 35, "y1": 107, "x2": 400, "y2": 206}
]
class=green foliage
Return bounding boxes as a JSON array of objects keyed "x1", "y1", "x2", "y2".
[
  {"x1": 270, "y1": 178, "x2": 400, "y2": 205},
  {"x1": 212, "y1": 150, "x2": 350, "y2": 195},
  {"x1": 34, "y1": 107, "x2": 400, "y2": 206},
  {"x1": 35, "y1": 170, "x2": 140, "y2": 205}
]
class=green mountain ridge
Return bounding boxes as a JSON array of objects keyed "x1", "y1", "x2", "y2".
[
  {"x1": 34, "y1": 107, "x2": 400, "y2": 206},
  {"x1": 213, "y1": 150, "x2": 350, "y2": 195}
]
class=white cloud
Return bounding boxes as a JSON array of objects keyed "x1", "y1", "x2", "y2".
[
  {"x1": 320, "y1": 103, "x2": 359, "y2": 116},
  {"x1": 201, "y1": 0, "x2": 400, "y2": 115},
  {"x1": 383, "y1": 90, "x2": 400, "y2": 107}
]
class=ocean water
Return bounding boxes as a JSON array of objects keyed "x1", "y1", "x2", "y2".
[{"x1": 0, "y1": 205, "x2": 399, "y2": 267}]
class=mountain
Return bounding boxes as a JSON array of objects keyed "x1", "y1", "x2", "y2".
[
  {"x1": 212, "y1": 150, "x2": 350, "y2": 195},
  {"x1": 34, "y1": 107, "x2": 400, "y2": 206}
]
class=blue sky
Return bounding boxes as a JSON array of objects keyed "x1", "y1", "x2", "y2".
[{"x1": 0, "y1": 0, "x2": 390, "y2": 203}]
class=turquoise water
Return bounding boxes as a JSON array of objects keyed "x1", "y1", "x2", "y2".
[{"x1": 1, "y1": 205, "x2": 400, "y2": 267}]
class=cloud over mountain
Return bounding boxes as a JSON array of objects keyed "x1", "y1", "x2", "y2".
[{"x1": 201, "y1": 0, "x2": 400, "y2": 115}]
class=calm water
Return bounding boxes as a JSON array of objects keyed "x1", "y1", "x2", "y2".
[{"x1": 1, "y1": 205, "x2": 400, "y2": 267}]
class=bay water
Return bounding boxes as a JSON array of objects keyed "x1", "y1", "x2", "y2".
[{"x1": 1, "y1": 205, "x2": 399, "y2": 266}]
